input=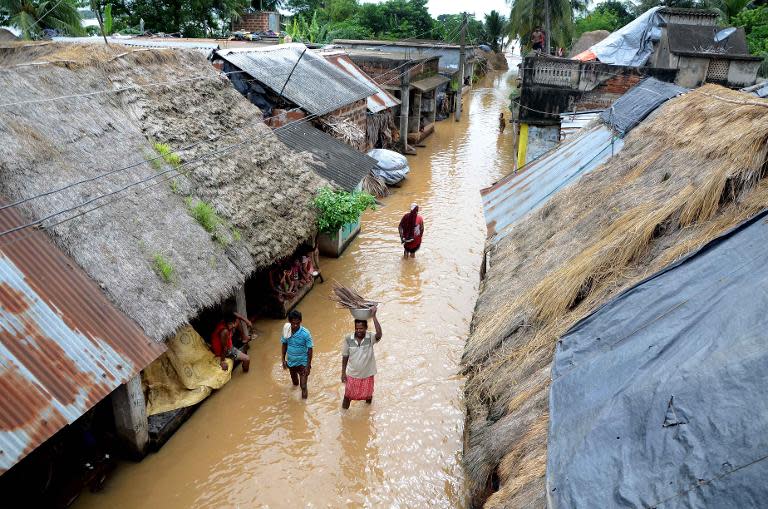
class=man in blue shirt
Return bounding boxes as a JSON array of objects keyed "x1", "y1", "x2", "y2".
[{"x1": 281, "y1": 309, "x2": 313, "y2": 399}]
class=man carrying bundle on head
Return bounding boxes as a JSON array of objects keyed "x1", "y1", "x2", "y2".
[
  {"x1": 341, "y1": 305, "x2": 382, "y2": 409},
  {"x1": 398, "y1": 203, "x2": 424, "y2": 258}
]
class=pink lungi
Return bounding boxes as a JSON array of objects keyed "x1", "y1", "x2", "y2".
[{"x1": 345, "y1": 375, "x2": 375, "y2": 400}]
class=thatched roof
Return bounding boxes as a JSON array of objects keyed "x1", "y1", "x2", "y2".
[
  {"x1": 569, "y1": 30, "x2": 610, "y2": 57},
  {"x1": 463, "y1": 85, "x2": 768, "y2": 507},
  {"x1": 0, "y1": 42, "x2": 323, "y2": 341}
]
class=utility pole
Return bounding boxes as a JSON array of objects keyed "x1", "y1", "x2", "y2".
[
  {"x1": 455, "y1": 12, "x2": 467, "y2": 122},
  {"x1": 544, "y1": 0, "x2": 551, "y2": 55},
  {"x1": 400, "y1": 61, "x2": 411, "y2": 154}
]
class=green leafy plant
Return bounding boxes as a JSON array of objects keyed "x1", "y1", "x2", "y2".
[
  {"x1": 152, "y1": 253, "x2": 174, "y2": 283},
  {"x1": 314, "y1": 187, "x2": 376, "y2": 234},
  {"x1": 153, "y1": 142, "x2": 182, "y2": 168}
]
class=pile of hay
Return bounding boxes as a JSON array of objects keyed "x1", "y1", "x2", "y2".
[
  {"x1": 462, "y1": 85, "x2": 768, "y2": 507},
  {"x1": 0, "y1": 42, "x2": 323, "y2": 340}
]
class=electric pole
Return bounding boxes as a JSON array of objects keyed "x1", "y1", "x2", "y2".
[
  {"x1": 456, "y1": 12, "x2": 467, "y2": 122},
  {"x1": 544, "y1": 0, "x2": 551, "y2": 55},
  {"x1": 400, "y1": 61, "x2": 411, "y2": 154}
]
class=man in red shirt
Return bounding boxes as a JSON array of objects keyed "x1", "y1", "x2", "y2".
[
  {"x1": 211, "y1": 312, "x2": 252, "y2": 373},
  {"x1": 398, "y1": 203, "x2": 424, "y2": 258}
]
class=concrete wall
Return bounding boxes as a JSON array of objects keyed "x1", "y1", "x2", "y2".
[
  {"x1": 526, "y1": 125, "x2": 559, "y2": 164},
  {"x1": 518, "y1": 56, "x2": 677, "y2": 124},
  {"x1": 336, "y1": 43, "x2": 474, "y2": 76},
  {"x1": 111, "y1": 375, "x2": 149, "y2": 459},
  {"x1": 728, "y1": 60, "x2": 760, "y2": 87},
  {"x1": 676, "y1": 55, "x2": 709, "y2": 88}
]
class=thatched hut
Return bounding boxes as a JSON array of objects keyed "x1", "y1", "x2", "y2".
[
  {"x1": 463, "y1": 85, "x2": 768, "y2": 506},
  {"x1": 0, "y1": 42, "x2": 323, "y2": 341}
]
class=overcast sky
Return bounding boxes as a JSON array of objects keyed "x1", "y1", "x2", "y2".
[{"x1": 359, "y1": 0, "x2": 511, "y2": 20}]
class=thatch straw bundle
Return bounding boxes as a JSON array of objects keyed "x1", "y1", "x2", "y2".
[
  {"x1": 330, "y1": 281, "x2": 377, "y2": 309},
  {"x1": 361, "y1": 170, "x2": 390, "y2": 198},
  {"x1": 463, "y1": 85, "x2": 768, "y2": 507},
  {"x1": 0, "y1": 42, "x2": 323, "y2": 340}
]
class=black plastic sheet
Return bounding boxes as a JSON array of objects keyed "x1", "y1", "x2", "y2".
[
  {"x1": 547, "y1": 210, "x2": 768, "y2": 508},
  {"x1": 601, "y1": 78, "x2": 687, "y2": 136}
]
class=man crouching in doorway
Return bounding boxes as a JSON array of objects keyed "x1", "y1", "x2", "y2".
[
  {"x1": 282, "y1": 310, "x2": 313, "y2": 399},
  {"x1": 212, "y1": 312, "x2": 252, "y2": 373},
  {"x1": 341, "y1": 306, "x2": 382, "y2": 409}
]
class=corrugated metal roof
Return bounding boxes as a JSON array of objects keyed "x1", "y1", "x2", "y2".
[
  {"x1": 600, "y1": 78, "x2": 687, "y2": 136},
  {"x1": 216, "y1": 44, "x2": 376, "y2": 116},
  {"x1": 482, "y1": 125, "x2": 623, "y2": 243},
  {"x1": 0, "y1": 206, "x2": 165, "y2": 473},
  {"x1": 275, "y1": 123, "x2": 377, "y2": 192},
  {"x1": 560, "y1": 110, "x2": 603, "y2": 140},
  {"x1": 411, "y1": 74, "x2": 451, "y2": 92},
  {"x1": 319, "y1": 51, "x2": 399, "y2": 113},
  {"x1": 53, "y1": 36, "x2": 219, "y2": 55}
]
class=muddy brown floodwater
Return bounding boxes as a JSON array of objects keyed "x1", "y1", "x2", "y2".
[{"x1": 75, "y1": 63, "x2": 517, "y2": 509}]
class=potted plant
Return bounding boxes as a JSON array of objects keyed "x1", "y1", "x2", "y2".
[{"x1": 314, "y1": 187, "x2": 376, "y2": 257}]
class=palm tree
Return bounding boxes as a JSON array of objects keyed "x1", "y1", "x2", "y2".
[
  {"x1": 508, "y1": 0, "x2": 573, "y2": 53},
  {"x1": 708, "y1": 0, "x2": 751, "y2": 23},
  {"x1": 485, "y1": 10, "x2": 508, "y2": 52},
  {"x1": 1, "y1": 0, "x2": 84, "y2": 39}
]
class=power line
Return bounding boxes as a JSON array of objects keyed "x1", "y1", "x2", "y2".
[
  {"x1": 0, "y1": 33, "x2": 468, "y2": 237},
  {"x1": 0, "y1": 110, "x2": 321, "y2": 244}
]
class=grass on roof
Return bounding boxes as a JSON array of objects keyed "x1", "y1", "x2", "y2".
[
  {"x1": 153, "y1": 142, "x2": 182, "y2": 168},
  {"x1": 152, "y1": 253, "x2": 174, "y2": 283},
  {"x1": 186, "y1": 198, "x2": 219, "y2": 233}
]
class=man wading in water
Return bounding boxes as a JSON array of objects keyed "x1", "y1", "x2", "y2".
[
  {"x1": 281, "y1": 310, "x2": 313, "y2": 399},
  {"x1": 341, "y1": 306, "x2": 382, "y2": 409},
  {"x1": 398, "y1": 203, "x2": 424, "y2": 258}
]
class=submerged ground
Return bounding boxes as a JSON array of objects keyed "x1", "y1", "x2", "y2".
[{"x1": 74, "y1": 62, "x2": 517, "y2": 508}]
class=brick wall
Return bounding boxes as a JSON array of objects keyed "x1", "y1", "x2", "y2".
[
  {"x1": 575, "y1": 74, "x2": 643, "y2": 111},
  {"x1": 329, "y1": 100, "x2": 368, "y2": 134},
  {"x1": 265, "y1": 108, "x2": 306, "y2": 128},
  {"x1": 233, "y1": 12, "x2": 275, "y2": 32},
  {"x1": 351, "y1": 57, "x2": 440, "y2": 88}
]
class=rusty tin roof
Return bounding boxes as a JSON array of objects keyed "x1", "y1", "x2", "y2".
[
  {"x1": 0, "y1": 207, "x2": 165, "y2": 474},
  {"x1": 318, "y1": 51, "x2": 400, "y2": 113}
]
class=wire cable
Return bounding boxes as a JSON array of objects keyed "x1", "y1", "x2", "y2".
[{"x1": 0, "y1": 110, "x2": 321, "y2": 243}]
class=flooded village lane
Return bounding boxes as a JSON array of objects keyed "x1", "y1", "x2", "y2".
[{"x1": 75, "y1": 65, "x2": 517, "y2": 509}]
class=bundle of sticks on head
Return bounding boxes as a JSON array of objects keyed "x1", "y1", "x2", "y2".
[{"x1": 330, "y1": 281, "x2": 377, "y2": 310}]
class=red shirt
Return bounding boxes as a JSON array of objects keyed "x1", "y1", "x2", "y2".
[
  {"x1": 211, "y1": 322, "x2": 232, "y2": 357},
  {"x1": 404, "y1": 215, "x2": 424, "y2": 250}
]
